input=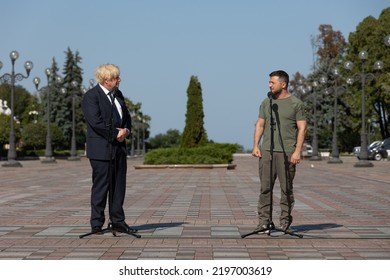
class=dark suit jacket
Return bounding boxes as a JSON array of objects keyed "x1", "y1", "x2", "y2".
[{"x1": 82, "y1": 85, "x2": 131, "y2": 160}]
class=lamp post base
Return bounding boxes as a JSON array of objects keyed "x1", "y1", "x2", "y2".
[
  {"x1": 354, "y1": 160, "x2": 374, "y2": 167},
  {"x1": 2, "y1": 160, "x2": 23, "y2": 167},
  {"x1": 68, "y1": 156, "x2": 80, "y2": 161},
  {"x1": 41, "y1": 157, "x2": 57, "y2": 163},
  {"x1": 309, "y1": 155, "x2": 322, "y2": 161},
  {"x1": 327, "y1": 157, "x2": 343, "y2": 164}
]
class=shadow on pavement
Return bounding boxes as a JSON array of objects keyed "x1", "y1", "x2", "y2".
[
  {"x1": 133, "y1": 222, "x2": 187, "y2": 232},
  {"x1": 292, "y1": 223, "x2": 342, "y2": 232}
]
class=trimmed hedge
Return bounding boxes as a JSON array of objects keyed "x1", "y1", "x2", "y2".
[{"x1": 143, "y1": 143, "x2": 239, "y2": 164}]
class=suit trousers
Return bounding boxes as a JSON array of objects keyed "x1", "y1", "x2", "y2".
[
  {"x1": 89, "y1": 149, "x2": 127, "y2": 228},
  {"x1": 257, "y1": 150, "x2": 296, "y2": 227}
]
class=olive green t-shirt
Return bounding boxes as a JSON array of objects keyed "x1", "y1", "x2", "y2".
[{"x1": 258, "y1": 95, "x2": 306, "y2": 153}]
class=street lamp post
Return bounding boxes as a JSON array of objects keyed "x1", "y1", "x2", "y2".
[
  {"x1": 344, "y1": 51, "x2": 383, "y2": 167},
  {"x1": 33, "y1": 68, "x2": 58, "y2": 163},
  {"x1": 309, "y1": 80, "x2": 322, "y2": 161},
  {"x1": 136, "y1": 121, "x2": 141, "y2": 155},
  {"x1": 0, "y1": 51, "x2": 33, "y2": 167},
  {"x1": 323, "y1": 68, "x2": 344, "y2": 164},
  {"x1": 68, "y1": 81, "x2": 80, "y2": 161},
  {"x1": 141, "y1": 121, "x2": 147, "y2": 155},
  {"x1": 130, "y1": 113, "x2": 136, "y2": 156}
]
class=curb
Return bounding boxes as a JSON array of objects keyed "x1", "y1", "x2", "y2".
[{"x1": 134, "y1": 164, "x2": 236, "y2": 170}]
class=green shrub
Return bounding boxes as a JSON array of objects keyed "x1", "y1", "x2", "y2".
[{"x1": 144, "y1": 143, "x2": 239, "y2": 164}]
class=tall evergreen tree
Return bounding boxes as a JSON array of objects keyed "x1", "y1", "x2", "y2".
[
  {"x1": 60, "y1": 47, "x2": 85, "y2": 148},
  {"x1": 180, "y1": 75, "x2": 208, "y2": 148},
  {"x1": 44, "y1": 58, "x2": 61, "y2": 126}
]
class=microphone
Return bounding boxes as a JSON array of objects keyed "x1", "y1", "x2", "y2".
[{"x1": 267, "y1": 91, "x2": 273, "y2": 99}]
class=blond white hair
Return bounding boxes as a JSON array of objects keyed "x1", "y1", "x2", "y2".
[{"x1": 95, "y1": 64, "x2": 120, "y2": 84}]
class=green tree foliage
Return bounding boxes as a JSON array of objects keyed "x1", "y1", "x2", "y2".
[
  {"x1": 21, "y1": 96, "x2": 41, "y2": 127},
  {"x1": 21, "y1": 122, "x2": 46, "y2": 150},
  {"x1": 1, "y1": 48, "x2": 149, "y2": 156},
  {"x1": 0, "y1": 114, "x2": 21, "y2": 152},
  {"x1": 292, "y1": 8, "x2": 390, "y2": 153},
  {"x1": 313, "y1": 24, "x2": 351, "y2": 152},
  {"x1": 291, "y1": 24, "x2": 359, "y2": 152},
  {"x1": 180, "y1": 75, "x2": 208, "y2": 148},
  {"x1": 148, "y1": 129, "x2": 181, "y2": 149},
  {"x1": 0, "y1": 84, "x2": 34, "y2": 155},
  {"x1": 42, "y1": 58, "x2": 62, "y2": 127},
  {"x1": 125, "y1": 98, "x2": 151, "y2": 153},
  {"x1": 144, "y1": 143, "x2": 238, "y2": 164},
  {"x1": 32, "y1": 58, "x2": 67, "y2": 151},
  {"x1": 345, "y1": 7, "x2": 390, "y2": 139},
  {"x1": 0, "y1": 83, "x2": 34, "y2": 124},
  {"x1": 60, "y1": 48, "x2": 85, "y2": 149},
  {"x1": 22, "y1": 122, "x2": 64, "y2": 151},
  {"x1": 0, "y1": 114, "x2": 11, "y2": 145}
]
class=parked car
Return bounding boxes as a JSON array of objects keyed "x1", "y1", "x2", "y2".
[
  {"x1": 301, "y1": 143, "x2": 313, "y2": 157},
  {"x1": 353, "y1": 140, "x2": 381, "y2": 158},
  {"x1": 367, "y1": 138, "x2": 390, "y2": 161}
]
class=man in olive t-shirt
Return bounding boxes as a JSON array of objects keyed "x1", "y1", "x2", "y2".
[{"x1": 252, "y1": 70, "x2": 307, "y2": 233}]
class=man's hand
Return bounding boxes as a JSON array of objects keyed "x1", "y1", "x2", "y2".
[
  {"x1": 252, "y1": 146, "x2": 262, "y2": 158},
  {"x1": 290, "y1": 151, "x2": 301, "y2": 165},
  {"x1": 116, "y1": 128, "x2": 128, "y2": 142}
]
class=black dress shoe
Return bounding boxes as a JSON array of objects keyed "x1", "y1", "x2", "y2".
[
  {"x1": 111, "y1": 222, "x2": 138, "y2": 233},
  {"x1": 91, "y1": 226, "x2": 103, "y2": 234}
]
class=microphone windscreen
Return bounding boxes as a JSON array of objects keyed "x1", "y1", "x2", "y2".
[{"x1": 267, "y1": 91, "x2": 273, "y2": 99}]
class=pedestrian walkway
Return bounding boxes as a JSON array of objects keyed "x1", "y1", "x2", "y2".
[{"x1": 0, "y1": 154, "x2": 389, "y2": 260}]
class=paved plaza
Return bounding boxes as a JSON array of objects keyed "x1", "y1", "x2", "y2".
[{"x1": 0, "y1": 154, "x2": 389, "y2": 260}]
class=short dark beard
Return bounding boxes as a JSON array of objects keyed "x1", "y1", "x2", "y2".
[{"x1": 272, "y1": 88, "x2": 282, "y2": 98}]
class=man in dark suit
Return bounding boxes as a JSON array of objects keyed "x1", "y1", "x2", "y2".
[{"x1": 82, "y1": 63, "x2": 135, "y2": 234}]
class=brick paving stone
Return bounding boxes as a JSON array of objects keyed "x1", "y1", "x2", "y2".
[{"x1": 0, "y1": 155, "x2": 389, "y2": 259}]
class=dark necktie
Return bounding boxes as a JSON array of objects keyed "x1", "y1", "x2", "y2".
[{"x1": 108, "y1": 92, "x2": 122, "y2": 126}]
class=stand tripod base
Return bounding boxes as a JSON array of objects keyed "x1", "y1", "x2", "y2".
[
  {"x1": 241, "y1": 223, "x2": 303, "y2": 238},
  {"x1": 79, "y1": 223, "x2": 141, "y2": 239}
]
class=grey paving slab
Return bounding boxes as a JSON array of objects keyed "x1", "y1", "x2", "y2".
[{"x1": 0, "y1": 154, "x2": 389, "y2": 259}]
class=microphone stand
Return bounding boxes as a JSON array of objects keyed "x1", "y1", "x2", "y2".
[
  {"x1": 80, "y1": 88, "x2": 140, "y2": 239},
  {"x1": 242, "y1": 92, "x2": 302, "y2": 238}
]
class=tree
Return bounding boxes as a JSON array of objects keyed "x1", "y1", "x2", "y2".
[
  {"x1": 148, "y1": 129, "x2": 182, "y2": 149},
  {"x1": 43, "y1": 58, "x2": 62, "y2": 127},
  {"x1": 345, "y1": 7, "x2": 390, "y2": 139},
  {"x1": 60, "y1": 48, "x2": 85, "y2": 149},
  {"x1": 180, "y1": 76, "x2": 208, "y2": 148},
  {"x1": 0, "y1": 83, "x2": 34, "y2": 152},
  {"x1": 316, "y1": 24, "x2": 347, "y2": 65},
  {"x1": 21, "y1": 122, "x2": 46, "y2": 150},
  {"x1": 302, "y1": 24, "x2": 354, "y2": 151},
  {"x1": 0, "y1": 114, "x2": 10, "y2": 146},
  {"x1": 2, "y1": 47, "x2": 152, "y2": 156},
  {"x1": 21, "y1": 95, "x2": 41, "y2": 127},
  {"x1": 0, "y1": 83, "x2": 35, "y2": 125},
  {"x1": 125, "y1": 98, "x2": 151, "y2": 154},
  {"x1": 21, "y1": 122, "x2": 64, "y2": 151},
  {"x1": 0, "y1": 114, "x2": 21, "y2": 152}
]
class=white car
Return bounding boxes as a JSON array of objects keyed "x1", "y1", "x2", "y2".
[{"x1": 302, "y1": 143, "x2": 313, "y2": 157}]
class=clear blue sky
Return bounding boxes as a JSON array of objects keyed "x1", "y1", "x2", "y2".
[{"x1": 1, "y1": 0, "x2": 389, "y2": 150}]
